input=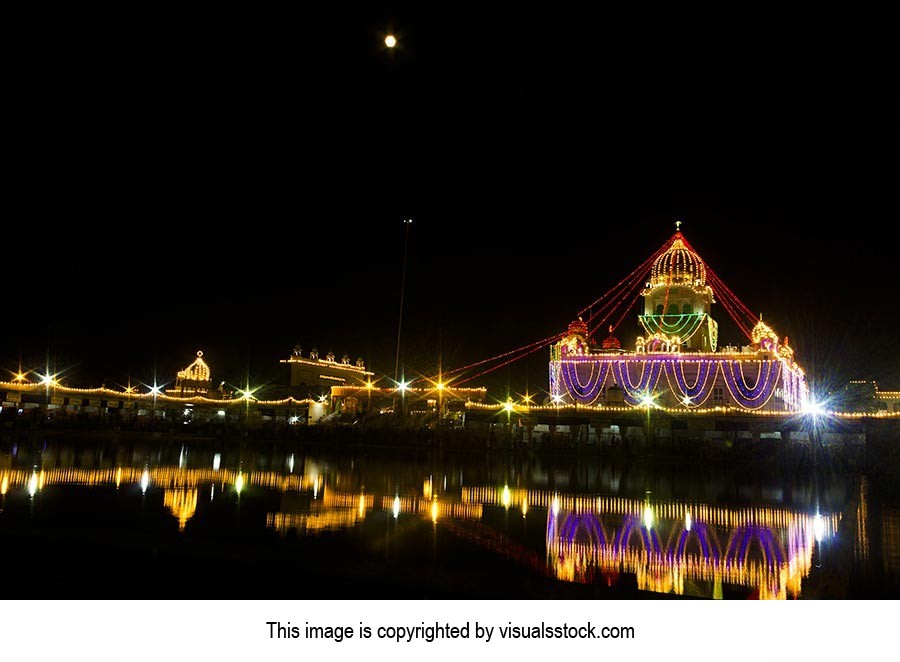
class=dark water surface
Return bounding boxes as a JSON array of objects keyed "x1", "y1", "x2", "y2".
[{"x1": 1, "y1": 437, "x2": 897, "y2": 599}]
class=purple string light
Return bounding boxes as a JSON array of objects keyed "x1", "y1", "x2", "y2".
[
  {"x1": 560, "y1": 360, "x2": 611, "y2": 404},
  {"x1": 612, "y1": 361, "x2": 663, "y2": 405},
  {"x1": 721, "y1": 360, "x2": 782, "y2": 409}
]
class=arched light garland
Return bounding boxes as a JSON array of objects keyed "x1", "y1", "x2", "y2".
[
  {"x1": 664, "y1": 360, "x2": 718, "y2": 405},
  {"x1": 612, "y1": 361, "x2": 663, "y2": 405},
  {"x1": 548, "y1": 354, "x2": 812, "y2": 413},
  {"x1": 639, "y1": 313, "x2": 705, "y2": 341},
  {"x1": 560, "y1": 360, "x2": 611, "y2": 405},
  {"x1": 720, "y1": 360, "x2": 782, "y2": 410}
]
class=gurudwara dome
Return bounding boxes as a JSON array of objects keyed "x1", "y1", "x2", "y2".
[{"x1": 648, "y1": 234, "x2": 708, "y2": 288}]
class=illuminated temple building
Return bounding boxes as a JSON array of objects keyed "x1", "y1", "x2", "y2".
[{"x1": 549, "y1": 231, "x2": 810, "y2": 412}]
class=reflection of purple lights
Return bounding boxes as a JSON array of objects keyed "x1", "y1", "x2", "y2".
[
  {"x1": 613, "y1": 516, "x2": 635, "y2": 551},
  {"x1": 560, "y1": 513, "x2": 608, "y2": 546},
  {"x1": 612, "y1": 362, "x2": 663, "y2": 405},
  {"x1": 721, "y1": 360, "x2": 781, "y2": 409},
  {"x1": 726, "y1": 526, "x2": 785, "y2": 566},
  {"x1": 674, "y1": 522, "x2": 719, "y2": 561},
  {"x1": 556, "y1": 513, "x2": 797, "y2": 568},
  {"x1": 641, "y1": 526, "x2": 662, "y2": 554},
  {"x1": 560, "y1": 361, "x2": 611, "y2": 404},
  {"x1": 613, "y1": 515, "x2": 661, "y2": 555}
]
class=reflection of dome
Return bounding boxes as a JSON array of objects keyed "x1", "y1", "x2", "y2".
[
  {"x1": 164, "y1": 488, "x2": 198, "y2": 531},
  {"x1": 649, "y1": 235, "x2": 707, "y2": 288}
]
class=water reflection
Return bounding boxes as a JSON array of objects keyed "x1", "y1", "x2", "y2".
[
  {"x1": 0, "y1": 438, "x2": 897, "y2": 599},
  {"x1": 544, "y1": 496, "x2": 836, "y2": 599},
  {"x1": 164, "y1": 488, "x2": 198, "y2": 531}
]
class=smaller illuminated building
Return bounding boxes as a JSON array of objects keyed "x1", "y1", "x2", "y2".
[
  {"x1": 330, "y1": 384, "x2": 488, "y2": 418},
  {"x1": 167, "y1": 351, "x2": 213, "y2": 397},
  {"x1": 280, "y1": 345, "x2": 373, "y2": 397}
]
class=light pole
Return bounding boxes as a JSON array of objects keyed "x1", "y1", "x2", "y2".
[{"x1": 393, "y1": 218, "x2": 412, "y2": 415}]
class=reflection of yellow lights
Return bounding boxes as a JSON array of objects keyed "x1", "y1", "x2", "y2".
[
  {"x1": 235, "y1": 472, "x2": 245, "y2": 495},
  {"x1": 551, "y1": 495, "x2": 560, "y2": 517},
  {"x1": 28, "y1": 471, "x2": 38, "y2": 497},
  {"x1": 140, "y1": 468, "x2": 150, "y2": 494},
  {"x1": 392, "y1": 495, "x2": 400, "y2": 519},
  {"x1": 685, "y1": 511, "x2": 692, "y2": 532},
  {"x1": 501, "y1": 484, "x2": 511, "y2": 509},
  {"x1": 115, "y1": 467, "x2": 122, "y2": 488},
  {"x1": 643, "y1": 504, "x2": 654, "y2": 529},
  {"x1": 521, "y1": 497, "x2": 528, "y2": 518},
  {"x1": 164, "y1": 489, "x2": 198, "y2": 531},
  {"x1": 1, "y1": 474, "x2": 8, "y2": 495},
  {"x1": 358, "y1": 494, "x2": 366, "y2": 519},
  {"x1": 431, "y1": 499, "x2": 439, "y2": 523},
  {"x1": 423, "y1": 477, "x2": 432, "y2": 500}
]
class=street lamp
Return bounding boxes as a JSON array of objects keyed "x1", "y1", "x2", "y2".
[
  {"x1": 393, "y1": 219, "x2": 413, "y2": 390},
  {"x1": 503, "y1": 399, "x2": 515, "y2": 447},
  {"x1": 396, "y1": 379, "x2": 410, "y2": 416}
]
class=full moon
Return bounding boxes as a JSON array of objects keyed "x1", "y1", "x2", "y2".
[{"x1": 385, "y1": 35, "x2": 397, "y2": 48}]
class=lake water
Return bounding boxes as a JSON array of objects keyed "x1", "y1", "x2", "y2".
[{"x1": 1, "y1": 437, "x2": 897, "y2": 599}]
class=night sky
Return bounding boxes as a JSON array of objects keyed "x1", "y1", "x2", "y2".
[{"x1": 7, "y1": 10, "x2": 898, "y2": 396}]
